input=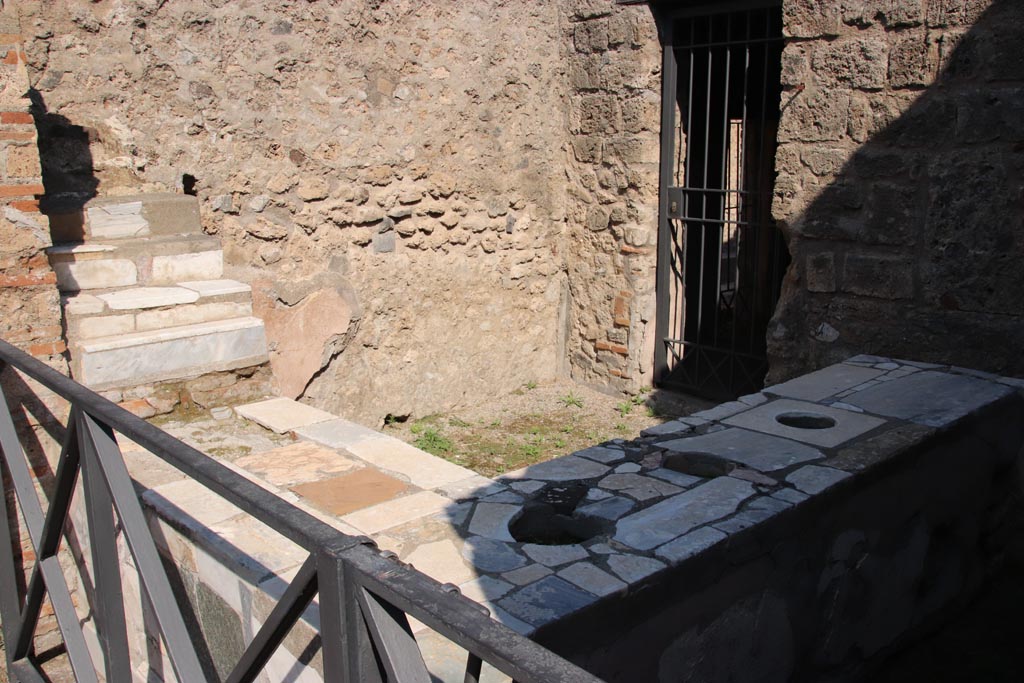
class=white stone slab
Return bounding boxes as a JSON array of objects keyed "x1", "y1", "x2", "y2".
[
  {"x1": 76, "y1": 314, "x2": 135, "y2": 339},
  {"x1": 403, "y1": 540, "x2": 475, "y2": 585},
  {"x1": 341, "y1": 490, "x2": 452, "y2": 534},
  {"x1": 98, "y1": 286, "x2": 200, "y2": 310},
  {"x1": 766, "y1": 364, "x2": 885, "y2": 402},
  {"x1": 459, "y1": 576, "x2": 514, "y2": 604},
  {"x1": 53, "y1": 259, "x2": 138, "y2": 291},
  {"x1": 178, "y1": 279, "x2": 252, "y2": 297},
  {"x1": 48, "y1": 243, "x2": 116, "y2": 255},
  {"x1": 63, "y1": 293, "x2": 106, "y2": 315},
  {"x1": 87, "y1": 201, "x2": 149, "y2": 238},
  {"x1": 135, "y1": 301, "x2": 252, "y2": 332},
  {"x1": 297, "y1": 417, "x2": 475, "y2": 488},
  {"x1": 723, "y1": 399, "x2": 887, "y2": 448},
  {"x1": 614, "y1": 478, "x2": 755, "y2": 551},
  {"x1": 234, "y1": 397, "x2": 336, "y2": 434},
  {"x1": 151, "y1": 250, "x2": 223, "y2": 284},
  {"x1": 76, "y1": 317, "x2": 268, "y2": 389}
]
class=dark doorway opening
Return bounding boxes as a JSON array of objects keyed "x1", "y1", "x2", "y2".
[{"x1": 654, "y1": 3, "x2": 789, "y2": 401}]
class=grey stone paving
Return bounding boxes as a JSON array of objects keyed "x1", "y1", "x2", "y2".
[
  {"x1": 606, "y1": 554, "x2": 666, "y2": 583},
  {"x1": 597, "y1": 472, "x2": 683, "y2": 501},
  {"x1": 461, "y1": 537, "x2": 527, "y2": 573},
  {"x1": 841, "y1": 370, "x2": 1013, "y2": 427},
  {"x1": 522, "y1": 543, "x2": 589, "y2": 567},
  {"x1": 661, "y1": 427, "x2": 825, "y2": 472},
  {"x1": 614, "y1": 478, "x2": 756, "y2": 551},
  {"x1": 558, "y1": 562, "x2": 626, "y2": 597},
  {"x1": 235, "y1": 397, "x2": 336, "y2": 434},
  {"x1": 786, "y1": 465, "x2": 851, "y2": 494},
  {"x1": 502, "y1": 455, "x2": 610, "y2": 481},
  {"x1": 497, "y1": 576, "x2": 596, "y2": 626},
  {"x1": 766, "y1": 363, "x2": 885, "y2": 401},
  {"x1": 575, "y1": 445, "x2": 627, "y2": 463},
  {"x1": 576, "y1": 495, "x2": 636, "y2": 520},
  {"x1": 468, "y1": 503, "x2": 520, "y2": 541},
  {"x1": 655, "y1": 527, "x2": 728, "y2": 563},
  {"x1": 712, "y1": 496, "x2": 792, "y2": 534}
]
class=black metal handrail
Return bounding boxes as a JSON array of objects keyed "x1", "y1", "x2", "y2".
[{"x1": 0, "y1": 338, "x2": 604, "y2": 683}]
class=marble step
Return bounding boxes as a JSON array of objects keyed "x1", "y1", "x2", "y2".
[
  {"x1": 64, "y1": 279, "x2": 254, "y2": 341},
  {"x1": 46, "y1": 193, "x2": 203, "y2": 242},
  {"x1": 48, "y1": 234, "x2": 223, "y2": 292},
  {"x1": 71, "y1": 317, "x2": 269, "y2": 391}
]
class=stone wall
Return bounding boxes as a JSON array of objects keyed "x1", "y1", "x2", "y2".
[
  {"x1": 563, "y1": 0, "x2": 662, "y2": 393},
  {"x1": 15, "y1": 0, "x2": 580, "y2": 425},
  {"x1": 769, "y1": 0, "x2": 1024, "y2": 382},
  {"x1": 0, "y1": 10, "x2": 72, "y2": 656}
]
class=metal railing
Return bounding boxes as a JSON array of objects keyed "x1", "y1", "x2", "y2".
[{"x1": 0, "y1": 338, "x2": 603, "y2": 683}]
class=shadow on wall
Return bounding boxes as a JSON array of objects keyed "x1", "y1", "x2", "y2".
[
  {"x1": 29, "y1": 88, "x2": 98, "y2": 234},
  {"x1": 767, "y1": 0, "x2": 1024, "y2": 384}
]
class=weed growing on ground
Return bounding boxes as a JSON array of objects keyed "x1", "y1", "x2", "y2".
[
  {"x1": 617, "y1": 401, "x2": 633, "y2": 417},
  {"x1": 414, "y1": 427, "x2": 454, "y2": 456},
  {"x1": 559, "y1": 392, "x2": 584, "y2": 408},
  {"x1": 525, "y1": 380, "x2": 538, "y2": 390}
]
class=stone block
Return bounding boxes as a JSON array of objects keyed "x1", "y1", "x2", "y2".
[
  {"x1": 842, "y1": 370, "x2": 1013, "y2": 427},
  {"x1": 461, "y1": 537, "x2": 527, "y2": 573},
  {"x1": 766, "y1": 363, "x2": 884, "y2": 401},
  {"x1": 98, "y1": 286, "x2": 200, "y2": 310},
  {"x1": 521, "y1": 543, "x2": 588, "y2": 568},
  {"x1": 605, "y1": 554, "x2": 665, "y2": 583},
  {"x1": 778, "y1": 90, "x2": 849, "y2": 143},
  {"x1": 235, "y1": 397, "x2": 336, "y2": 434},
  {"x1": 783, "y1": 0, "x2": 841, "y2": 38},
  {"x1": 468, "y1": 502, "x2": 519, "y2": 542},
  {"x1": 134, "y1": 301, "x2": 252, "y2": 332},
  {"x1": 86, "y1": 201, "x2": 149, "y2": 239},
  {"x1": 785, "y1": 465, "x2": 851, "y2": 494},
  {"x1": 811, "y1": 39, "x2": 888, "y2": 91},
  {"x1": 502, "y1": 455, "x2": 609, "y2": 482},
  {"x1": 614, "y1": 478, "x2": 755, "y2": 551},
  {"x1": 291, "y1": 468, "x2": 410, "y2": 517},
  {"x1": 52, "y1": 258, "x2": 138, "y2": 291},
  {"x1": 889, "y1": 34, "x2": 933, "y2": 88},
  {"x1": 150, "y1": 250, "x2": 224, "y2": 284},
  {"x1": 341, "y1": 490, "x2": 451, "y2": 534},
  {"x1": 661, "y1": 428, "x2": 824, "y2": 472},
  {"x1": 724, "y1": 398, "x2": 887, "y2": 448},
  {"x1": 75, "y1": 317, "x2": 268, "y2": 390},
  {"x1": 497, "y1": 576, "x2": 595, "y2": 627},
  {"x1": 404, "y1": 539, "x2": 476, "y2": 586},
  {"x1": 558, "y1": 562, "x2": 625, "y2": 597},
  {"x1": 655, "y1": 527, "x2": 727, "y2": 563},
  {"x1": 841, "y1": 253, "x2": 914, "y2": 299}
]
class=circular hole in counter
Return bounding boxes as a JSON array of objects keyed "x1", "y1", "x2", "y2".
[
  {"x1": 775, "y1": 412, "x2": 836, "y2": 430},
  {"x1": 662, "y1": 451, "x2": 735, "y2": 478}
]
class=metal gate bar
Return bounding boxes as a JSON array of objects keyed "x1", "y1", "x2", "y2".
[{"x1": 654, "y1": 4, "x2": 788, "y2": 400}]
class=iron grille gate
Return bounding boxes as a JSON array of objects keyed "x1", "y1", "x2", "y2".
[{"x1": 654, "y1": 3, "x2": 789, "y2": 401}]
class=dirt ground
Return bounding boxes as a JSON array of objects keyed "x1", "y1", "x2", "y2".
[{"x1": 380, "y1": 378, "x2": 714, "y2": 478}]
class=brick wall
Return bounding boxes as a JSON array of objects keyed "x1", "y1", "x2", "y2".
[
  {"x1": 0, "y1": 12, "x2": 71, "y2": 657},
  {"x1": 769, "y1": 0, "x2": 1024, "y2": 382}
]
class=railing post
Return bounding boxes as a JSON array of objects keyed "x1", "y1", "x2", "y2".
[
  {"x1": 78, "y1": 411, "x2": 132, "y2": 683},
  {"x1": 318, "y1": 544, "x2": 383, "y2": 683}
]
